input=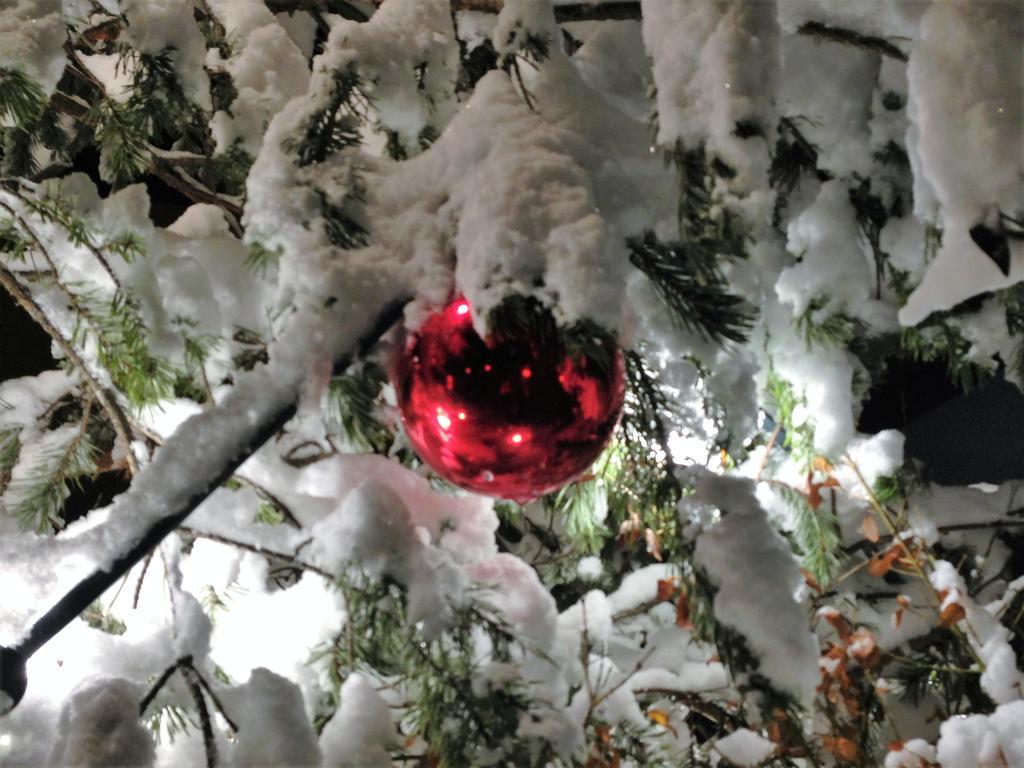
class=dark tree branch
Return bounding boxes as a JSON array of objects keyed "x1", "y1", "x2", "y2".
[
  {"x1": 450, "y1": 0, "x2": 640, "y2": 22},
  {"x1": 139, "y1": 655, "x2": 190, "y2": 716},
  {"x1": 181, "y1": 663, "x2": 218, "y2": 768},
  {"x1": 263, "y1": 0, "x2": 369, "y2": 21},
  {"x1": 797, "y1": 21, "x2": 909, "y2": 62},
  {"x1": 1, "y1": 297, "x2": 408, "y2": 714}
]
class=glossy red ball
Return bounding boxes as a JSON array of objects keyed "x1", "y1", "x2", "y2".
[{"x1": 394, "y1": 299, "x2": 625, "y2": 503}]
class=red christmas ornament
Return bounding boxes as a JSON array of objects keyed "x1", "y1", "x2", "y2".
[{"x1": 394, "y1": 298, "x2": 625, "y2": 503}]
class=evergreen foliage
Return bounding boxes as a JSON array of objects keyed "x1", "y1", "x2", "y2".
[
  {"x1": 627, "y1": 231, "x2": 755, "y2": 344},
  {"x1": 6, "y1": 423, "x2": 96, "y2": 533},
  {"x1": 327, "y1": 362, "x2": 391, "y2": 454},
  {"x1": 0, "y1": 67, "x2": 47, "y2": 128},
  {"x1": 287, "y1": 65, "x2": 367, "y2": 167},
  {"x1": 0, "y1": 4, "x2": 1020, "y2": 767}
]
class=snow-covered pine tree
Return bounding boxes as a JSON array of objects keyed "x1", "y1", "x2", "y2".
[{"x1": 1, "y1": 0, "x2": 1022, "y2": 766}]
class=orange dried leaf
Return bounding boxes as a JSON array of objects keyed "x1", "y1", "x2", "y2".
[
  {"x1": 675, "y1": 590, "x2": 693, "y2": 629},
  {"x1": 801, "y1": 568, "x2": 822, "y2": 593},
  {"x1": 656, "y1": 578, "x2": 678, "y2": 602},
  {"x1": 823, "y1": 611, "x2": 853, "y2": 643},
  {"x1": 647, "y1": 709, "x2": 670, "y2": 727},
  {"x1": 887, "y1": 740, "x2": 905, "y2": 753},
  {"x1": 861, "y1": 514, "x2": 880, "y2": 543},
  {"x1": 939, "y1": 602, "x2": 966, "y2": 627},
  {"x1": 647, "y1": 709, "x2": 678, "y2": 737},
  {"x1": 807, "y1": 474, "x2": 840, "y2": 510},
  {"x1": 847, "y1": 628, "x2": 881, "y2": 669},
  {"x1": 617, "y1": 512, "x2": 643, "y2": 547},
  {"x1": 645, "y1": 527, "x2": 663, "y2": 561},
  {"x1": 868, "y1": 546, "x2": 902, "y2": 578},
  {"x1": 813, "y1": 456, "x2": 834, "y2": 473},
  {"x1": 823, "y1": 735, "x2": 859, "y2": 762}
]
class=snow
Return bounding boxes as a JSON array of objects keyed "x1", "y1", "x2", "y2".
[
  {"x1": 691, "y1": 472, "x2": 819, "y2": 704},
  {"x1": 47, "y1": 678, "x2": 155, "y2": 768},
  {"x1": 206, "y1": 1, "x2": 311, "y2": 156},
  {"x1": 0, "y1": 0, "x2": 66, "y2": 99},
  {"x1": 899, "y1": 0, "x2": 1024, "y2": 324},
  {"x1": 930, "y1": 560, "x2": 1024, "y2": 705},
  {"x1": 714, "y1": 727, "x2": 776, "y2": 767},
  {"x1": 319, "y1": 673, "x2": 394, "y2": 767},
  {"x1": 318, "y1": 0, "x2": 458, "y2": 153},
  {"x1": 935, "y1": 700, "x2": 1024, "y2": 768},
  {"x1": 466, "y1": 553, "x2": 559, "y2": 650},
  {"x1": 777, "y1": 180, "x2": 874, "y2": 320},
  {"x1": 119, "y1": 0, "x2": 211, "y2": 110},
  {"x1": 884, "y1": 738, "x2": 937, "y2": 768},
  {"x1": 0, "y1": 0, "x2": 1022, "y2": 764},
  {"x1": 310, "y1": 478, "x2": 470, "y2": 639},
  {"x1": 226, "y1": 668, "x2": 321, "y2": 768}
]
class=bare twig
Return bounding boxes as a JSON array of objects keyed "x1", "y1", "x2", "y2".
[
  {"x1": 233, "y1": 476, "x2": 303, "y2": 529},
  {"x1": 150, "y1": 164, "x2": 243, "y2": 236},
  {"x1": 132, "y1": 550, "x2": 155, "y2": 609},
  {"x1": 178, "y1": 526, "x2": 334, "y2": 580}
]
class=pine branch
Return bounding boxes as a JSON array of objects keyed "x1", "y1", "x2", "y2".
[
  {"x1": 0, "y1": 68, "x2": 47, "y2": 128},
  {"x1": 11, "y1": 192, "x2": 123, "y2": 288},
  {"x1": 4, "y1": 423, "x2": 96, "y2": 532},
  {"x1": 628, "y1": 231, "x2": 756, "y2": 345},
  {"x1": 795, "y1": 296, "x2": 861, "y2": 350},
  {"x1": 285, "y1": 65, "x2": 366, "y2": 167},
  {"x1": 0, "y1": 267, "x2": 138, "y2": 475},
  {"x1": 327, "y1": 362, "x2": 392, "y2": 454},
  {"x1": 139, "y1": 657, "x2": 188, "y2": 717},
  {"x1": 173, "y1": 532, "x2": 318, "y2": 584},
  {"x1": 0, "y1": 427, "x2": 20, "y2": 495},
  {"x1": 776, "y1": 484, "x2": 844, "y2": 588}
]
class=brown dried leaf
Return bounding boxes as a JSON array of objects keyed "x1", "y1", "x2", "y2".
[
  {"x1": 822, "y1": 735, "x2": 859, "y2": 762},
  {"x1": 675, "y1": 590, "x2": 693, "y2": 629},
  {"x1": 868, "y1": 545, "x2": 902, "y2": 578},
  {"x1": 645, "y1": 527, "x2": 663, "y2": 561},
  {"x1": 656, "y1": 578, "x2": 678, "y2": 602},
  {"x1": 647, "y1": 709, "x2": 678, "y2": 737},
  {"x1": 939, "y1": 602, "x2": 966, "y2": 628},
  {"x1": 823, "y1": 610, "x2": 853, "y2": 643},
  {"x1": 847, "y1": 628, "x2": 881, "y2": 669},
  {"x1": 801, "y1": 568, "x2": 822, "y2": 593},
  {"x1": 617, "y1": 512, "x2": 643, "y2": 547}
]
